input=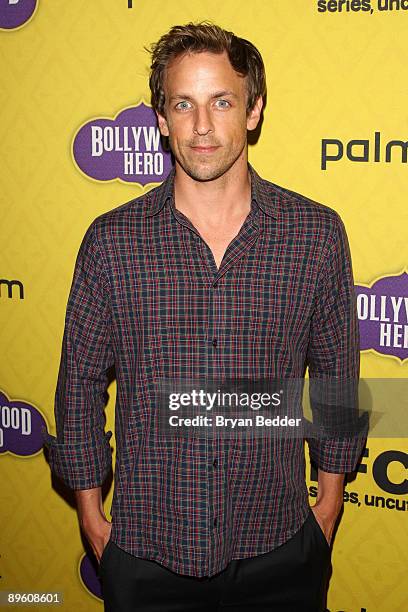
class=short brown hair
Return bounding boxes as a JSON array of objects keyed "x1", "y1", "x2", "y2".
[{"x1": 147, "y1": 22, "x2": 266, "y2": 116}]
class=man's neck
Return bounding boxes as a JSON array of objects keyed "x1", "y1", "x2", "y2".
[{"x1": 173, "y1": 156, "x2": 251, "y2": 226}]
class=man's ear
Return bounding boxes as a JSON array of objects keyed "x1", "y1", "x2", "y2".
[
  {"x1": 246, "y1": 96, "x2": 263, "y2": 131},
  {"x1": 157, "y1": 111, "x2": 169, "y2": 137}
]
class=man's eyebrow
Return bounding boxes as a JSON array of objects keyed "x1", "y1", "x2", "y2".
[
  {"x1": 211, "y1": 90, "x2": 238, "y2": 99},
  {"x1": 169, "y1": 90, "x2": 238, "y2": 102}
]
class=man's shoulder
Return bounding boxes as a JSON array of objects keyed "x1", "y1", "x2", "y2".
[
  {"x1": 257, "y1": 172, "x2": 343, "y2": 232},
  {"x1": 93, "y1": 190, "x2": 150, "y2": 226},
  {"x1": 87, "y1": 180, "x2": 166, "y2": 242}
]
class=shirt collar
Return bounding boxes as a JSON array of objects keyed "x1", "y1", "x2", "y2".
[{"x1": 144, "y1": 163, "x2": 278, "y2": 219}]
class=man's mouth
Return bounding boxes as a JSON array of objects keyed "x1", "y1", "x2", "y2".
[{"x1": 190, "y1": 145, "x2": 220, "y2": 153}]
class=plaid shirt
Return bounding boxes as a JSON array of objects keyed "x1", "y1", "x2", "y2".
[{"x1": 42, "y1": 163, "x2": 366, "y2": 578}]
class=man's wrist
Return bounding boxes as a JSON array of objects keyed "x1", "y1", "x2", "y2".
[{"x1": 313, "y1": 497, "x2": 343, "y2": 520}]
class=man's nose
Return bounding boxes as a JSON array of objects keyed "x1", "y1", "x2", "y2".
[{"x1": 193, "y1": 106, "x2": 214, "y2": 136}]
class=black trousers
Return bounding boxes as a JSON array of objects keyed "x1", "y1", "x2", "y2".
[{"x1": 99, "y1": 508, "x2": 331, "y2": 612}]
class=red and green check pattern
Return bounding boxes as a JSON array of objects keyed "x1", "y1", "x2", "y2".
[{"x1": 42, "y1": 164, "x2": 367, "y2": 577}]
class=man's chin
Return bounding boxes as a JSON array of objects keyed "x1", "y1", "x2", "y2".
[
  {"x1": 186, "y1": 170, "x2": 223, "y2": 182},
  {"x1": 179, "y1": 160, "x2": 235, "y2": 183}
]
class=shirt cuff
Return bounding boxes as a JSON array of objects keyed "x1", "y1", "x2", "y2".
[
  {"x1": 42, "y1": 427, "x2": 113, "y2": 490},
  {"x1": 307, "y1": 433, "x2": 367, "y2": 473}
]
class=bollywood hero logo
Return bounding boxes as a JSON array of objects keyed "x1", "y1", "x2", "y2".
[
  {"x1": 0, "y1": 389, "x2": 47, "y2": 455},
  {"x1": 356, "y1": 271, "x2": 408, "y2": 362},
  {"x1": 72, "y1": 103, "x2": 173, "y2": 186}
]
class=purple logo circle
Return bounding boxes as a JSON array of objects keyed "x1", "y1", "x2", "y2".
[
  {"x1": 79, "y1": 552, "x2": 103, "y2": 601},
  {"x1": 0, "y1": 390, "x2": 47, "y2": 455},
  {"x1": 72, "y1": 102, "x2": 173, "y2": 186},
  {"x1": 0, "y1": 0, "x2": 37, "y2": 30}
]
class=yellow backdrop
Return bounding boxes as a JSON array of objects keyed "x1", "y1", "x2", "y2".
[{"x1": 1, "y1": 1, "x2": 407, "y2": 610}]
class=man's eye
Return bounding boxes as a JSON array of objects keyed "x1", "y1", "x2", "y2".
[
  {"x1": 215, "y1": 99, "x2": 230, "y2": 108},
  {"x1": 175, "y1": 101, "x2": 191, "y2": 110}
]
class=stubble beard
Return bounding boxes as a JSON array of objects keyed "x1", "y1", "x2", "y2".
[{"x1": 173, "y1": 140, "x2": 246, "y2": 183}]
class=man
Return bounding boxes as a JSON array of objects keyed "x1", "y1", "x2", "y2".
[{"x1": 43, "y1": 22, "x2": 367, "y2": 611}]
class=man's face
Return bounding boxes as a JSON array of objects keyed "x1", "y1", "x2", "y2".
[{"x1": 156, "y1": 51, "x2": 263, "y2": 182}]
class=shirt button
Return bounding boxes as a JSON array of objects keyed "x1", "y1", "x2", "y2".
[
  {"x1": 213, "y1": 458, "x2": 218, "y2": 467},
  {"x1": 212, "y1": 338, "x2": 217, "y2": 347},
  {"x1": 213, "y1": 281, "x2": 218, "y2": 289},
  {"x1": 213, "y1": 517, "x2": 218, "y2": 527}
]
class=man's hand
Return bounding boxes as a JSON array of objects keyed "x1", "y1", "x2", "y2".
[
  {"x1": 81, "y1": 513, "x2": 112, "y2": 563},
  {"x1": 74, "y1": 487, "x2": 112, "y2": 563},
  {"x1": 311, "y1": 503, "x2": 339, "y2": 546},
  {"x1": 311, "y1": 468, "x2": 345, "y2": 546}
]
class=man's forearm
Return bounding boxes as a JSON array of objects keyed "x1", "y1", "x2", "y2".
[
  {"x1": 74, "y1": 487, "x2": 112, "y2": 561},
  {"x1": 74, "y1": 487, "x2": 105, "y2": 528},
  {"x1": 315, "y1": 468, "x2": 345, "y2": 517},
  {"x1": 310, "y1": 468, "x2": 345, "y2": 545}
]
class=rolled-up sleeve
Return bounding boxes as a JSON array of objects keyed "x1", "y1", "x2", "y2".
[
  {"x1": 42, "y1": 220, "x2": 114, "y2": 489},
  {"x1": 306, "y1": 212, "x2": 368, "y2": 473}
]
